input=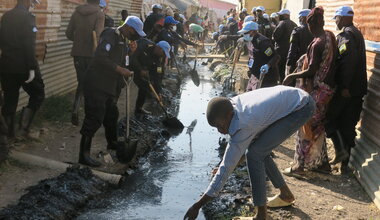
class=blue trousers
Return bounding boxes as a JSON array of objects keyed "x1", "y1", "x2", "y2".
[{"x1": 245, "y1": 98, "x2": 315, "y2": 206}]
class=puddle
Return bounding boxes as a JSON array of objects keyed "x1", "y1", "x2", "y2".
[{"x1": 77, "y1": 63, "x2": 226, "y2": 219}]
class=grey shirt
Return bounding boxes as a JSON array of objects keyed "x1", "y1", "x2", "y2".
[{"x1": 205, "y1": 85, "x2": 311, "y2": 197}]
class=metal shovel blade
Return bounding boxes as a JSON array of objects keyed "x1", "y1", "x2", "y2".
[
  {"x1": 163, "y1": 116, "x2": 184, "y2": 130},
  {"x1": 189, "y1": 69, "x2": 200, "y2": 87},
  {"x1": 116, "y1": 118, "x2": 138, "y2": 164},
  {"x1": 116, "y1": 137, "x2": 138, "y2": 164}
]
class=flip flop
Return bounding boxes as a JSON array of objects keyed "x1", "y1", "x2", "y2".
[
  {"x1": 282, "y1": 167, "x2": 305, "y2": 179},
  {"x1": 267, "y1": 194, "x2": 294, "y2": 208}
]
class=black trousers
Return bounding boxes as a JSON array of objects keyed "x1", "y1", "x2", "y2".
[
  {"x1": 325, "y1": 93, "x2": 364, "y2": 153},
  {"x1": 277, "y1": 50, "x2": 288, "y2": 82},
  {"x1": 134, "y1": 72, "x2": 162, "y2": 111},
  {"x1": 1, "y1": 70, "x2": 45, "y2": 116},
  {"x1": 80, "y1": 87, "x2": 119, "y2": 138}
]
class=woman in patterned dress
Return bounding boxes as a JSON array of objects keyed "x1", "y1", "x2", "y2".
[{"x1": 283, "y1": 6, "x2": 337, "y2": 175}]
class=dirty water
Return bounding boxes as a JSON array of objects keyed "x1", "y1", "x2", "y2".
[{"x1": 76, "y1": 63, "x2": 226, "y2": 219}]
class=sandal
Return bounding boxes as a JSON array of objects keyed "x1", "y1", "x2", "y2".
[
  {"x1": 283, "y1": 167, "x2": 305, "y2": 179},
  {"x1": 267, "y1": 194, "x2": 295, "y2": 208}
]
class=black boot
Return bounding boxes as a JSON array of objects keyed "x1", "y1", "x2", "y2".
[
  {"x1": 19, "y1": 107, "x2": 36, "y2": 137},
  {"x1": 4, "y1": 115, "x2": 15, "y2": 138},
  {"x1": 330, "y1": 131, "x2": 349, "y2": 165},
  {"x1": 79, "y1": 135, "x2": 101, "y2": 167}
]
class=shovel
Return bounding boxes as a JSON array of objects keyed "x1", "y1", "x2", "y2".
[
  {"x1": 116, "y1": 76, "x2": 138, "y2": 164},
  {"x1": 228, "y1": 47, "x2": 242, "y2": 91},
  {"x1": 257, "y1": 70, "x2": 266, "y2": 89},
  {"x1": 148, "y1": 82, "x2": 184, "y2": 129},
  {"x1": 189, "y1": 47, "x2": 200, "y2": 87}
]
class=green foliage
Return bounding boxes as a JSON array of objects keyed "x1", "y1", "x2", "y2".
[{"x1": 35, "y1": 94, "x2": 73, "y2": 124}]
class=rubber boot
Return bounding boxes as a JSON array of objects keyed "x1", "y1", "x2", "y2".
[
  {"x1": 19, "y1": 107, "x2": 36, "y2": 137},
  {"x1": 71, "y1": 92, "x2": 81, "y2": 126},
  {"x1": 79, "y1": 135, "x2": 101, "y2": 167},
  {"x1": 330, "y1": 131, "x2": 349, "y2": 165}
]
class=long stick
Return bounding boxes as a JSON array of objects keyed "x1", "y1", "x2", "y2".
[
  {"x1": 148, "y1": 82, "x2": 168, "y2": 117},
  {"x1": 123, "y1": 77, "x2": 132, "y2": 138},
  {"x1": 229, "y1": 48, "x2": 242, "y2": 90},
  {"x1": 92, "y1": 30, "x2": 98, "y2": 52}
]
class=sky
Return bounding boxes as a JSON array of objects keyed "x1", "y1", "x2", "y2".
[{"x1": 218, "y1": 0, "x2": 239, "y2": 6}]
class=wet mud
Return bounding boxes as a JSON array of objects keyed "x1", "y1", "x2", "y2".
[{"x1": 0, "y1": 166, "x2": 109, "y2": 220}]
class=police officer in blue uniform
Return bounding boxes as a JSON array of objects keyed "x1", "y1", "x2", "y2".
[
  {"x1": 0, "y1": 0, "x2": 45, "y2": 138},
  {"x1": 79, "y1": 16, "x2": 144, "y2": 167}
]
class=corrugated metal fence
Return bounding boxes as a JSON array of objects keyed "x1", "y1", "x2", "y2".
[
  {"x1": 316, "y1": 0, "x2": 380, "y2": 210},
  {"x1": 0, "y1": 0, "x2": 142, "y2": 111}
]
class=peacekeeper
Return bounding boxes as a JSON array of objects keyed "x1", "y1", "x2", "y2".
[
  {"x1": 239, "y1": 22, "x2": 280, "y2": 90},
  {"x1": 78, "y1": 16, "x2": 145, "y2": 167},
  {"x1": 130, "y1": 40, "x2": 171, "y2": 115},
  {"x1": 255, "y1": 6, "x2": 272, "y2": 39},
  {"x1": 157, "y1": 16, "x2": 196, "y2": 48},
  {"x1": 0, "y1": 0, "x2": 45, "y2": 138},
  {"x1": 272, "y1": 9, "x2": 297, "y2": 82},
  {"x1": 285, "y1": 9, "x2": 314, "y2": 76},
  {"x1": 325, "y1": 6, "x2": 367, "y2": 173}
]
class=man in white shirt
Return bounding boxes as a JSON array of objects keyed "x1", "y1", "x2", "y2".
[{"x1": 184, "y1": 85, "x2": 315, "y2": 220}]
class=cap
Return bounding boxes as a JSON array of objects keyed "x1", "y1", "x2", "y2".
[
  {"x1": 237, "y1": 21, "x2": 258, "y2": 34},
  {"x1": 298, "y1": 9, "x2": 311, "y2": 17},
  {"x1": 244, "y1": 15, "x2": 254, "y2": 23},
  {"x1": 99, "y1": 0, "x2": 106, "y2": 8},
  {"x1": 190, "y1": 23, "x2": 204, "y2": 33},
  {"x1": 219, "y1": 24, "x2": 224, "y2": 32},
  {"x1": 125, "y1": 16, "x2": 146, "y2": 37},
  {"x1": 334, "y1": 6, "x2": 354, "y2": 18},
  {"x1": 263, "y1": 13, "x2": 269, "y2": 20},
  {"x1": 164, "y1": 16, "x2": 179, "y2": 24},
  {"x1": 270, "y1": 13, "x2": 278, "y2": 18},
  {"x1": 251, "y1": 7, "x2": 256, "y2": 13},
  {"x1": 227, "y1": 16, "x2": 234, "y2": 22},
  {"x1": 156, "y1": 41, "x2": 171, "y2": 59},
  {"x1": 278, "y1": 9, "x2": 291, "y2": 15},
  {"x1": 212, "y1": 32, "x2": 219, "y2": 38},
  {"x1": 256, "y1": 6, "x2": 265, "y2": 12},
  {"x1": 241, "y1": 8, "x2": 247, "y2": 13},
  {"x1": 152, "y1": 4, "x2": 162, "y2": 10}
]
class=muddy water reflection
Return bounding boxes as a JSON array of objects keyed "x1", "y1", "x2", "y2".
[{"x1": 77, "y1": 64, "x2": 226, "y2": 220}]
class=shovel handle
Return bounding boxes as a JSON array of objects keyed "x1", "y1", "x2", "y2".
[
  {"x1": 123, "y1": 76, "x2": 133, "y2": 138},
  {"x1": 148, "y1": 83, "x2": 169, "y2": 117},
  {"x1": 92, "y1": 31, "x2": 98, "y2": 52}
]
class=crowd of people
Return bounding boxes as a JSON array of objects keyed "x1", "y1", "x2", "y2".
[
  {"x1": 0, "y1": 0, "x2": 206, "y2": 166},
  {"x1": 184, "y1": 5, "x2": 367, "y2": 220},
  {"x1": 0, "y1": 0, "x2": 369, "y2": 219},
  {"x1": 211, "y1": 5, "x2": 367, "y2": 175}
]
